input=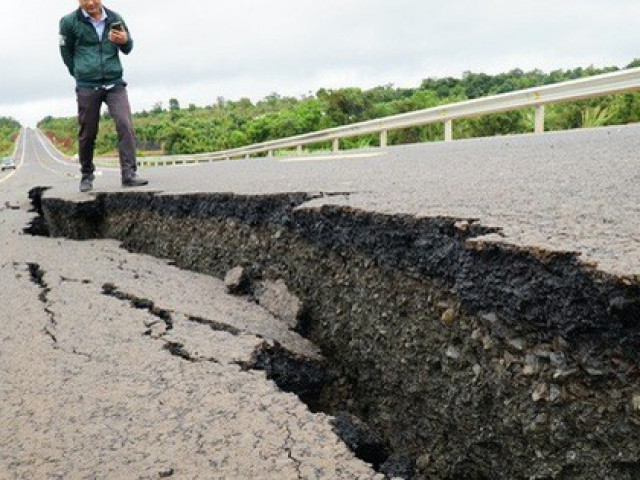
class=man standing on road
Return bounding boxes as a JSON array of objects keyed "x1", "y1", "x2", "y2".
[{"x1": 59, "y1": 0, "x2": 148, "y2": 192}]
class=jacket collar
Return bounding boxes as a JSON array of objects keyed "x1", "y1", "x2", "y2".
[{"x1": 76, "y1": 6, "x2": 116, "y2": 24}]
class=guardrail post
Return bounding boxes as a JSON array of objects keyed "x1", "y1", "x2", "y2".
[
  {"x1": 380, "y1": 130, "x2": 388, "y2": 148},
  {"x1": 268, "y1": 150, "x2": 274, "y2": 157},
  {"x1": 444, "y1": 119, "x2": 453, "y2": 142},
  {"x1": 534, "y1": 105, "x2": 545, "y2": 134},
  {"x1": 297, "y1": 145, "x2": 303, "y2": 155},
  {"x1": 92, "y1": 68, "x2": 640, "y2": 165}
]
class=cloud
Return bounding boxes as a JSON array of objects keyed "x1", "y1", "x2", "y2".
[{"x1": 1, "y1": 0, "x2": 639, "y2": 126}]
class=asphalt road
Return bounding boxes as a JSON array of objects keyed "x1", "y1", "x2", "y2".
[
  {"x1": 1, "y1": 125, "x2": 638, "y2": 477},
  {"x1": 16, "y1": 124, "x2": 640, "y2": 278},
  {"x1": 0, "y1": 131, "x2": 382, "y2": 478}
]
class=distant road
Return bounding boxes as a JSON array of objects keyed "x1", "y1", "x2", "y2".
[{"x1": 11, "y1": 125, "x2": 640, "y2": 277}]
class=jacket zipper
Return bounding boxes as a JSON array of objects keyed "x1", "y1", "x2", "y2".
[{"x1": 83, "y1": 16, "x2": 107, "y2": 83}]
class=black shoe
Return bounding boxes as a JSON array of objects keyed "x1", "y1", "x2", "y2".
[
  {"x1": 122, "y1": 174, "x2": 149, "y2": 187},
  {"x1": 79, "y1": 174, "x2": 94, "y2": 192}
]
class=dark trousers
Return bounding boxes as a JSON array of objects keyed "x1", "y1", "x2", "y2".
[{"x1": 76, "y1": 85, "x2": 137, "y2": 178}]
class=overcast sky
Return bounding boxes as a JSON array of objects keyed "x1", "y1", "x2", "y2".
[{"x1": 1, "y1": 0, "x2": 638, "y2": 126}]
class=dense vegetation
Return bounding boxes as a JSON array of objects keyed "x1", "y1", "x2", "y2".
[
  {"x1": 0, "y1": 117, "x2": 21, "y2": 157},
  {"x1": 38, "y1": 60, "x2": 640, "y2": 156}
]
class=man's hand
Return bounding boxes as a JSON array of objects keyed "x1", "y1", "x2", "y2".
[{"x1": 109, "y1": 29, "x2": 128, "y2": 45}]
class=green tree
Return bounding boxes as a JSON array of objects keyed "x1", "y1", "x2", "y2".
[
  {"x1": 36, "y1": 61, "x2": 640, "y2": 156},
  {"x1": 317, "y1": 87, "x2": 371, "y2": 125},
  {"x1": 0, "y1": 117, "x2": 21, "y2": 156}
]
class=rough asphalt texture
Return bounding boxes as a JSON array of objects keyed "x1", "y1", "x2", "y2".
[
  {"x1": 1, "y1": 133, "x2": 381, "y2": 478},
  {"x1": 1, "y1": 124, "x2": 638, "y2": 478},
  {"x1": 50, "y1": 124, "x2": 639, "y2": 278}
]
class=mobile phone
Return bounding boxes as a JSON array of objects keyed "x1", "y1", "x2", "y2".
[{"x1": 110, "y1": 21, "x2": 123, "y2": 31}]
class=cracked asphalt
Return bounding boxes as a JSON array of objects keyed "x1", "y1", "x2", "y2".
[
  {"x1": 0, "y1": 134, "x2": 380, "y2": 478},
  {"x1": 143, "y1": 124, "x2": 640, "y2": 279},
  {"x1": 17, "y1": 124, "x2": 640, "y2": 279},
  {"x1": 2, "y1": 123, "x2": 639, "y2": 478}
]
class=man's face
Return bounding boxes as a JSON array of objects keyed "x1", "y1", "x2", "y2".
[{"x1": 79, "y1": 0, "x2": 102, "y2": 16}]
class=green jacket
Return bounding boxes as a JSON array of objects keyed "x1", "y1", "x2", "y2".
[{"x1": 59, "y1": 7, "x2": 133, "y2": 88}]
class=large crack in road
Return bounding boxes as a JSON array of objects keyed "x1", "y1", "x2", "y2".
[
  {"x1": 3, "y1": 192, "x2": 375, "y2": 479},
  {"x1": 26, "y1": 187, "x2": 640, "y2": 479}
]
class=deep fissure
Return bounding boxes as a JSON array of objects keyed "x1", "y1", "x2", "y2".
[{"x1": 25, "y1": 187, "x2": 640, "y2": 479}]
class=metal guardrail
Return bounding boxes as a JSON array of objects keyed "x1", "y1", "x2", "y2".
[{"x1": 134, "y1": 67, "x2": 640, "y2": 166}]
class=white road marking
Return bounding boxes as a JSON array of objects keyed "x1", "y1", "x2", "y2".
[
  {"x1": 0, "y1": 130, "x2": 26, "y2": 185},
  {"x1": 36, "y1": 129, "x2": 120, "y2": 174},
  {"x1": 34, "y1": 129, "x2": 75, "y2": 166}
]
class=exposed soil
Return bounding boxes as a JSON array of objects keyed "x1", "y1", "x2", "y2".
[{"x1": 26, "y1": 188, "x2": 640, "y2": 479}]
